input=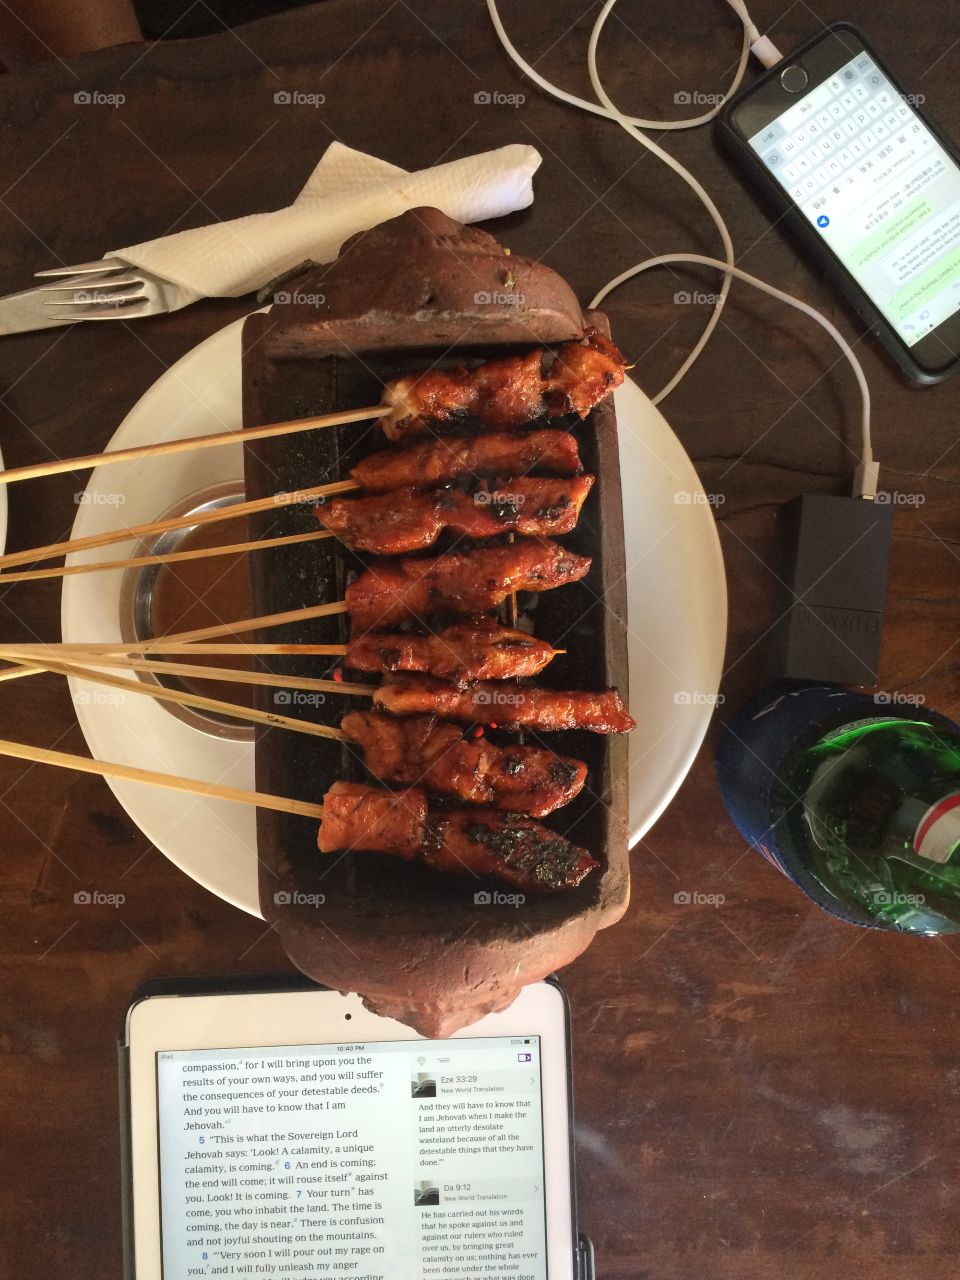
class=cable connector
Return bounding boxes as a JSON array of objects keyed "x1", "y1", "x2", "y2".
[
  {"x1": 854, "y1": 459, "x2": 880, "y2": 501},
  {"x1": 750, "y1": 35, "x2": 783, "y2": 68},
  {"x1": 726, "y1": 0, "x2": 782, "y2": 67}
]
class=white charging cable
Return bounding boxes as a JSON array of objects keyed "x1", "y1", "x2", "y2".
[
  {"x1": 487, "y1": 1, "x2": 879, "y2": 496},
  {"x1": 583, "y1": 1, "x2": 739, "y2": 403},
  {"x1": 486, "y1": 0, "x2": 776, "y2": 128},
  {"x1": 486, "y1": 0, "x2": 781, "y2": 404},
  {"x1": 592, "y1": 255, "x2": 877, "y2": 499}
]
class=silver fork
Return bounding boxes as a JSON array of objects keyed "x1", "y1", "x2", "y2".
[{"x1": 35, "y1": 257, "x2": 177, "y2": 321}]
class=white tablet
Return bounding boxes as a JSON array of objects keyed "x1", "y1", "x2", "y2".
[{"x1": 121, "y1": 976, "x2": 586, "y2": 1279}]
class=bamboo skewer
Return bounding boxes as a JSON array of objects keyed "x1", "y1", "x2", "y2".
[
  {"x1": 0, "y1": 404, "x2": 386, "y2": 487},
  {"x1": 0, "y1": 664, "x2": 43, "y2": 684},
  {"x1": 156, "y1": 599, "x2": 349, "y2": 645},
  {"x1": 0, "y1": 528, "x2": 333, "y2": 585},
  {"x1": 0, "y1": 641, "x2": 349, "y2": 659},
  {"x1": 0, "y1": 735, "x2": 328, "y2": 819},
  {"x1": 0, "y1": 477, "x2": 358, "y2": 572},
  {"x1": 0, "y1": 648, "x2": 369, "y2": 700},
  {"x1": 9, "y1": 656, "x2": 349, "y2": 739}
]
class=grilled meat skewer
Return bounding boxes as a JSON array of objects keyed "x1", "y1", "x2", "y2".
[
  {"x1": 350, "y1": 428, "x2": 583, "y2": 494},
  {"x1": 317, "y1": 782, "x2": 598, "y2": 892},
  {"x1": 317, "y1": 475, "x2": 594, "y2": 555},
  {"x1": 344, "y1": 620, "x2": 561, "y2": 684},
  {"x1": 380, "y1": 329, "x2": 626, "y2": 440},
  {"x1": 345, "y1": 539, "x2": 591, "y2": 632},
  {"x1": 373, "y1": 674, "x2": 636, "y2": 735},
  {"x1": 341, "y1": 711, "x2": 587, "y2": 816}
]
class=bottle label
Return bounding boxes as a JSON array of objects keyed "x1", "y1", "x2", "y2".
[{"x1": 914, "y1": 793, "x2": 960, "y2": 864}]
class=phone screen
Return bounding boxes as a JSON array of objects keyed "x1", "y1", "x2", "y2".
[
  {"x1": 748, "y1": 49, "x2": 960, "y2": 347},
  {"x1": 155, "y1": 1035, "x2": 548, "y2": 1279}
]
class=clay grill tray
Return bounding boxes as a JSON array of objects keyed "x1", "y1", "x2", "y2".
[{"x1": 241, "y1": 313, "x2": 629, "y2": 1034}]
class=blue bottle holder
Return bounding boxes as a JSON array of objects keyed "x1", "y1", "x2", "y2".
[{"x1": 716, "y1": 683, "x2": 959, "y2": 929}]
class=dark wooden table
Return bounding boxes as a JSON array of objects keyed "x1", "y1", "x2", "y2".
[{"x1": 0, "y1": 2, "x2": 957, "y2": 1276}]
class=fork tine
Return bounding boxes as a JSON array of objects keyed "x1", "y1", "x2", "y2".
[
  {"x1": 42, "y1": 300, "x2": 152, "y2": 321},
  {"x1": 43, "y1": 294, "x2": 149, "y2": 309},
  {"x1": 38, "y1": 275, "x2": 146, "y2": 292},
  {"x1": 34, "y1": 257, "x2": 130, "y2": 278}
]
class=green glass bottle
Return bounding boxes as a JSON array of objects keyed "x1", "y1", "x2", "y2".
[{"x1": 718, "y1": 686, "x2": 960, "y2": 934}]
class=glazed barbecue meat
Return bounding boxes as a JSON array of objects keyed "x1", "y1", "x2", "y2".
[
  {"x1": 317, "y1": 782, "x2": 598, "y2": 892},
  {"x1": 379, "y1": 329, "x2": 626, "y2": 440},
  {"x1": 345, "y1": 539, "x2": 591, "y2": 632},
  {"x1": 382, "y1": 348, "x2": 544, "y2": 438},
  {"x1": 349, "y1": 428, "x2": 583, "y2": 494},
  {"x1": 544, "y1": 329, "x2": 627, "y2": 417},
  {"x1": 344, "y1": 620, "x2": 561, "y2": 684},
  {"x1": 373, "y1": 674, "x2": 637, "y2": 735},
  {"x1": 317, "y1": 475, "x2": 594, "y2": 555},
  {"x1": 432, "y1": 810, "x2": 599, "y2": 892},
  {"x1": 318, "y1": 781, "x2": 425, "y2": 857},
  {"x1": 341, "y1": 711, "x2": 588, "y2": 816}
]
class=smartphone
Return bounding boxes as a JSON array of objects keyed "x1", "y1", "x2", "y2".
[
  {"x1": 718, "y1": 21, "x2": 960, "y2": 383},
  {"x1": 120, "y1": 974, "x2": 594, "y2": 1279}
]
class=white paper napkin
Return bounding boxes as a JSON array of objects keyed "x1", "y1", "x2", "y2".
[{"x1": 106, "y1": 142, "x2": 542, "y2": 311}]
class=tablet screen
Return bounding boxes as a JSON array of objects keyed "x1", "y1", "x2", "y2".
[{"x1": 156, "y1": 1035, "x2": 548, "y2": 1279}]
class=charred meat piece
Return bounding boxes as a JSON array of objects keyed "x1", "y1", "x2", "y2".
[
  {"x1": 345, "y1": 539, "x2": 591, "y2": 632},
  {"x1": 373, "y1": 674, "x2": 637, "y2": 735},
  {"x1": 544, "y1": 329, "x2": 628, "y2": 418},
  {"x1": 348, "y1": 428, "x2": 583, "y2": 494},
  {"x1": 378, "y1": 329, "x2": 627, "y2": 440},
  {"x1": 427, "y1": 810, "x2": 599, "y2": 892},
  {"x1": 344, "y1": 620, "x2": 561, "y2": 684},
  {"x1": 317, "y1": 781, "x2": 426, "y2": 857},
  {"x1": 317, "y1": 782, "x2": 598, "y2": 892},
  {"x1": 341, "y1": 711, "x2": 588, "y2": 816},
  {"x1": 382, "y1": 349, "x2": 544, "y2": 438},
  {"x1": 317, "y1": 475, "x2": 594, "y2": 555}
]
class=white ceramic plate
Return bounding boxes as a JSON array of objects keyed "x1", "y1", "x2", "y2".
[{"x1": 62, "y1": 319, "x2": 726, "y2": 917}]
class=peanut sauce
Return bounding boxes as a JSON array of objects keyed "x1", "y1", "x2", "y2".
[{"x1": 149, "y1": 516, "x2": 253, "y2": 709}]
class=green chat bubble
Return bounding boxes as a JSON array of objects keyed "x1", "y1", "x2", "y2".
[
  {"x1": 854, "y1": 199, "x2": 934, "y2": 270},
  {"x1": 889, "y1": 241, "x2": 960, "y2": 320}
]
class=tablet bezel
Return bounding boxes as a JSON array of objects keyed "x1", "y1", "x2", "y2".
[{"x1": 125, "y1": 981, "x2": 575, "y2": 1279}]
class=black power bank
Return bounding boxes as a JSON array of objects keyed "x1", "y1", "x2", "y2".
[{"x1": 772, "y1": 493, "x2": 893, "y2": 687}]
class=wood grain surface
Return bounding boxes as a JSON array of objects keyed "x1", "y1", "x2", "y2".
[{"x1": 0, "y1": 1, "x2": 957, "y2": 1276}]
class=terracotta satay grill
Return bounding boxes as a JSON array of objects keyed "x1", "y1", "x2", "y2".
[{"x1": 241, "y1": 208, "x2": 630, "y2": 1036}]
